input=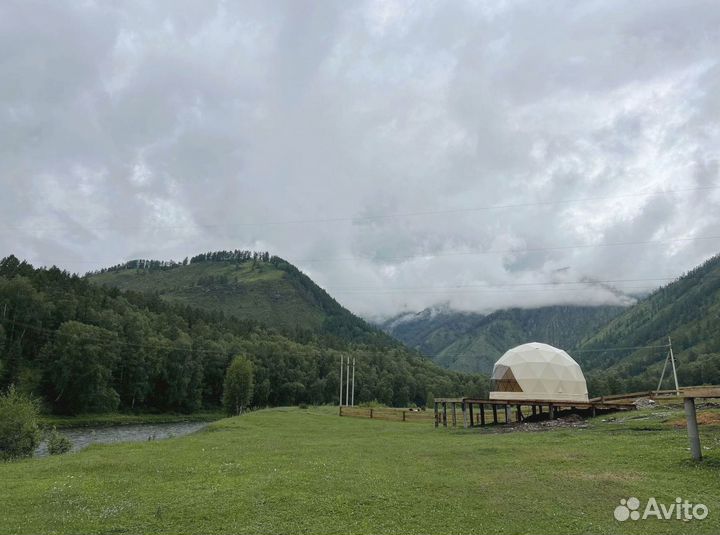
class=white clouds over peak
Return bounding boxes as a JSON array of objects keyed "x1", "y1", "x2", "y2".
[{"x1": 1, "y1": 0, "x2": 719, "y2": 317}]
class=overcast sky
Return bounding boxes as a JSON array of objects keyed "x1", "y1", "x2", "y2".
[{"x1": 2, "y1": 0, "x2": 719, "y2": 318}]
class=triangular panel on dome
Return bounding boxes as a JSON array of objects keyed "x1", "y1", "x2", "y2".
[{"x1": 490, "y1": 365, "x2": 523, "y2": 393}]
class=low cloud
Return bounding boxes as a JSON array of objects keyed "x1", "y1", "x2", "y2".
[{"x1": 1, "y1": 0, "x2": 719, "y2": 318}]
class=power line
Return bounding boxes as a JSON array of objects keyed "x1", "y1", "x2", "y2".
[
  {"x1": 0, "y1": 317, "x2": 671, "y2": 360},
  {"x1": 331, "y1": 286, "x2": 657, "y2": 295},
  {"x1": 324, "y1": 275, "x2": 715, "y2": 290},
  {"x1": 0, "y1": 318, "x2": 232, "y2": 355},
  {"x1": 567, "y1": 344, "x2": 668, "y2": 353},
  {"x1": 297, "y1": 235, "x2": 720, "y2": 264},
  {"x1": 1, "y1": 318, "x2": 369, "y2": 358},
  {"x1": 395, "y1": 345, "x2": 671, "y2": 360},
  {"x1": 12, "y1": 233, "x2": 720, "y2": 268},
  {"x1": 9, "y1": 255, "x2": 720, "y2": 297},
  {"x1": 2, "y1": 185, "x2": 718, "y2": 233}
]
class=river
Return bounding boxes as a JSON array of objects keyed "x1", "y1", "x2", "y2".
[{"x1": 35, "y1": 421, "x2": 210, "y2": 457}]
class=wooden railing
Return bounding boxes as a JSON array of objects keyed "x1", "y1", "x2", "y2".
[
  {"x1": 339, "y1": 406, "x2": 433, "y2": 423},
  {"x1": 589, "y1": 385, "x2": 720, "y2": 403}
]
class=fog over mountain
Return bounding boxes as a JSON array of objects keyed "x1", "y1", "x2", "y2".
[{"x1": 2, "y1": 0, "x2": 719, "y2": 318}]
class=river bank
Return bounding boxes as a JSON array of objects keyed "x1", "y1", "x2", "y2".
[
  {"x1": 38, "y1": 411, "x2": 225, "y2": 429},
  {"x1": 34, "y1": 421, "x2": 212, "y2": 457}
]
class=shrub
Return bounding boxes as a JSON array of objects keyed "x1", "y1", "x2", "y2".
[
  {"x1": 223, "y1": 355, "x2": 254, "y2": 416},
  {"x1": 0, "y1": 386, "x2": 41, "y2": 461},
  {"x1": 46, "y1": 427, "x2": 72, "y2": 455},
  {"x1": 358, "y1": 400, "x2": 386, "y2": 408},
  {"x1": 298, "y1": 403, "x2": 309, "y2": 409}
]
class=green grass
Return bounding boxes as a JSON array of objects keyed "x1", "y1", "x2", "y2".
[
  {"x1": 38, "y1": 411, "x2": 225, "y2": 429},
  {"x1": 2, "y1": 406, "x2": 719, "y2": 534}
]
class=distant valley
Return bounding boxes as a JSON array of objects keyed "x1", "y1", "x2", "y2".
[
  {"x1": 380, "y1": 253, "x2": 720, "y2": 395},
  {"x1": 379, "y1": 305, "x2": 624, "y2": 374}
]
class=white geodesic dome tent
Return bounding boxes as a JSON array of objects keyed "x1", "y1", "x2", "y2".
[{"x1": 489, "y1": 342, "x2": 589, "y2": 402}]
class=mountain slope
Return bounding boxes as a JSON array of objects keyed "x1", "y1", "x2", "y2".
[
  {"x1": 87, "y1": 252, "x2": 390, "y2": 346},
  {"x1": 90, "y1": 258, "x2": 323, "y2": 330},
  {"x1": 1, "y1": 254, "x2": 487, "y2": 414},
  {"x1": 381, "y1": 305, "x2": 625, "y2": 373},
  {"x1": 577, "y1": 254, "x2": 720, "y2": 394}
]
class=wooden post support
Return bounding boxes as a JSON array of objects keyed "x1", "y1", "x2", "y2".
[
  {"x1": 370, "y1": 408, "x2": 373, "y2": 419},
  {"x1": 451, "y1": 402, "x2": 457, "y2": 427},
  {"x1": 492, "y1": 404, "x2": 498, "y2": 425},
  {"x1": 591, "y1": 406, "x2": 596, "y2": 418},
  {"x1": 468, "y1": 402, "x2": 474, "y2": 428},
  {"x1": 549, "y1": 404, "x2": 555, "y2": 419},
  {"x1": 462, "y1": 401, "x2": 468, "y2": 429},
  {"x1": 684, "y1": 397, "x2": 702, "y2": 461},
  {"x1": 480, "y1": 404, "x2": 485, "y2": 426},
  {"x1": 434, "y1": 402, "x2": 439, "y2": 428},
  {"x1": 504, "y1": 404, "x2": 510, "y2": 424},
  {"x1": 402, "y1": 410, "x2": 406, "y2": 422},
  {"x1": 443, "y1": 402, "x2": 447, "y2": 427},
  {"x1": 532, "y1": 405, "x2": 537, "y2": 416},
  {"x1": 516, "y1": 405, "x2": 522, "y2": 422}
]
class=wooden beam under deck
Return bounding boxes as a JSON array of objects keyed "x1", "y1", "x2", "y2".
[
  {"x1": 434, "y1": 397, "x2": 635, "y2": 410},
  {"x1": 433, "y1": 396, "x2": 635, "y2": 429}
]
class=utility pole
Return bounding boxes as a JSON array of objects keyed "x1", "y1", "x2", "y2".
[
  {"x1": 656, "y1": 336, "x2": 680, "y2": 396},
  {"x1": 339, "y1": 355, "x2": 344, "y2": 407},
  {"x1": 345, "y1": 355, "x2": 350, "y2": 406},
  {"x1": 657, "y1": 346, "x2": 669, "y2": 394},
  {"x1": 351, "y1": 357, "x2": 355, "y2": 406},
  {"x1": 669, "y1": 336, "x2": 680, "y2": 396}
]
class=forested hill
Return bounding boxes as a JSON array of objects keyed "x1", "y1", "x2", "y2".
[
  {"x1": 0, "y1": 255, "x2": 486, "y2": 415},
  {"x1": 87, "y1": 251, "x2": 393, "y2": 347},
  {"x1": 578, "y1": 254, "x2": 720, "y2": 395},
  {"x1": 381, "y1": 305, "x2": 624, "y2": 374}
]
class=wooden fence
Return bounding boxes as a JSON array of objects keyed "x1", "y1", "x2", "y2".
[{"x1": 339, "y1": 406, "x2": 433, "y2": 423}]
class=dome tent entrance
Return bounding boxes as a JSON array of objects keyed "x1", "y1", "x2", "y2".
[{"x1": 489, "y1": 342, "x2": 589, "y2": 402}]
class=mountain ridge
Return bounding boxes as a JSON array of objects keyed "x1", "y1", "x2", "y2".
[
  {"x1": 578, "y1": 253, "x2": 720, "y2": 394},
  {"x1": 380, "y1": 304, "x2": 625, "y2": 373},
  {"x1": 87, "y1": 251, "x2": 395, "y2": 348},
  {"x1": 380, "y1": 253, "x2": 720, "y2": 395}
]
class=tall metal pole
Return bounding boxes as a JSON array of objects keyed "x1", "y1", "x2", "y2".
[
  {"x1": 351, "y1": 357, "x2": 355, "y2": 406},
  {"x1": 345, "y1": 356, "x2": 350, "y2": 406},
  {"x1": 668, "y1": 336, "x2": 679, "y2": 396},
  {"x1": 339, "y1": 355, "x2": 344, "y2": 407},
  {"x1": 657, "y1": 351, "x2": 669, "y2": 393}
]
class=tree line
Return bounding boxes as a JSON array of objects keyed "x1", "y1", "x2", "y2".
[
  {"x1": 0, "y1": 255, "x2": 486, "y2": 415},
  {"x1": 87, "y1": 250, "x2": 272, "y2": 276}
]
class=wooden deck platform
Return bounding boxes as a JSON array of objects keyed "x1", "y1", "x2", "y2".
[
  {"x1": 433, "y1": 396, "x2": 635, "y2": 429},
  {"x1": 436, "y1": 386, "x2": 720, "y2": 463}
]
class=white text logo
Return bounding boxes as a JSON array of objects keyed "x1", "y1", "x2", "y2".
[{"x1": 614, "y1": 497, "x2": 708, "y2": 522}]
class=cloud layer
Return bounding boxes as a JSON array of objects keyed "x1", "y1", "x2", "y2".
[{"x1": 2, "y1": 0, "x2": 719, "y2": 318}]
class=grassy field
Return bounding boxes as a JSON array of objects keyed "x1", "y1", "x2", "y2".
[{"x1": 2, "y1": 406, "x2": 719, "y2": 534}]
